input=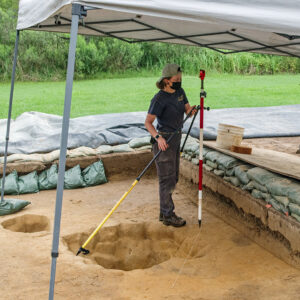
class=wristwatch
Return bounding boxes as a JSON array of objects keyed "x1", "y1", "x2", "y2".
[{"x1": 155, "y1": 134, "x2": 160, "y2": 141}]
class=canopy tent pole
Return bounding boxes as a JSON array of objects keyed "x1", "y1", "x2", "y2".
[
  {"x1": 1, "y1": 30, "x2": 20, "y2": 203},
  {"x1": 48, "y1": 4, "x2": 86, "y2": 300}
]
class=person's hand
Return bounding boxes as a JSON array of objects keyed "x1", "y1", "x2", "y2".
[
  {"x1": 187, "y1": 105, "x2": 197, "y2": 117},
  {"x1": 157, "y1": 136, "x2": 168, "y2": 151}
]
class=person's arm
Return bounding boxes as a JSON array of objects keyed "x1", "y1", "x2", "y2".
[
  {"x1": 185, "y1": 103, "x2": 196, "y2": 116},
  {"x1": 145, "y1": 113, "x2": 168, "y2": 151}
]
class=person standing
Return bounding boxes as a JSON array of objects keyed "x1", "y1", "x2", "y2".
[{"x1": 145, "y1": 63, "x2": 195, "y2": 227}]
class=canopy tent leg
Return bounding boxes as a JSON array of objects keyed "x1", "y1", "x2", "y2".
[
  {"x1": 48, "y1": 4, "x2": 86, "y2": 300},
  {"x1": 1, "y1": 30, "x2": 20, "y2": 203}
]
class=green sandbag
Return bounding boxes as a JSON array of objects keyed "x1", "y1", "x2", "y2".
[
  {"x1": 242, "y1": 181, "x2": 254, "y2": 191},
  {"x1": 205, "y1": 151, "x2": 223, "y2": 163},
  {"x1": 38, "y1": 164, "x2": 58, "y2": 190},
  {"x1": 206, "y1": 160, "x2": 217, "y2": 169},
  {"x1": 291, "y1": 213, "x2": 300, "y2": 222},
  {"x1": 216, "y1": 154, "x2": 240, "y2": 169},
  {"x1": 253, "y1": 181, "x2": 268, "y2": 193},
  {"x1": 0, "y1": 170, "x2": 19, "y2": 195},
  {"x1": 267, "y1": 178, "x2": 293, "y2": 197},
  {"x1": 229, "y1": 177, "x2": 240, "y2": 187},
  {"x1": 273, "y1": 195, "x2": 289, "y2": 208},
  {"x1": 288, "y1": 203, "x2": 300, "y2": 216},
  {"x1": 268, "y1": 198, "x2": 289, "y2": 214},
  {"x1": 203, "y1": 164, "x2": 213, "y2": 172},
  {"x1": 251, "y1": 189, "x2": 262, "y2": 199},
  {"x1": 225, "y1": 168, "x2": 235, "y2": 176},
  {"x1": 128, "y1": 137, "x2": 151, "y2": 148},
  {"x1": 18, "y1": 171, "x2": 39, "y2": 194},
  {"x1": 234, "y1": 165, "x2": 252, "y2": 185},
  {"x1": 218, "y1": 165, "x2": 226, "y2": 171},
  {"x1": 203, "y1": 147, "x2": 212, "y2": 157},
  {"x1": 64, "y1": 165, "x2": 86, "y2": 189},
  {"x1": 287, "y1": 184, "x2": 300, "y2": 205},
  {"x1": 82, "y1": 160, "x2": 107, "y2": 186},
  {"x1": 261, "y1": 192, "x2": 271, "y2": 202},
  {"x1": 214, "y1": 169, "x2": 224, "y2": 177},
  {"x1": 247, "y1": 167, "x2": 280, "y2": 186},
  {"x1": 0, "y1": 198, "x2": 31, "y2": 216}
]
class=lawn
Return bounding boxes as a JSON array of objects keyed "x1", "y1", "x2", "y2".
[{"x1": 0, "y1": 73, "x2": 299, "y2": 119}]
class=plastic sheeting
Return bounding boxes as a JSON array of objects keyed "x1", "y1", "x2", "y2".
[{"x1": 0, "y1": 105, "x2": 299, "y2": 155}]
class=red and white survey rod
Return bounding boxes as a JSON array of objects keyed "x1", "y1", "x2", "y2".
[{"x1": 198, "y1": 70, "x2": 206, "y2": 227}]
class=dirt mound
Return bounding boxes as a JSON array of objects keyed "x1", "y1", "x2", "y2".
[
  {"x1": 64, "y1": 223, "x2": 202, "y2": 271},
  {"x1": 1, "y1": 214, "x2": 50, "y2": 233}
]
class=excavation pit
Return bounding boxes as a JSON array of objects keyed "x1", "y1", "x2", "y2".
[
  {"x1": 1, "y1": 214, "x2": 50, "y2": 233},
  {"x1": 64, "y1": 222, "x2": 198, "y2": 271}
]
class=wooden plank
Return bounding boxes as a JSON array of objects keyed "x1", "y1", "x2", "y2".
[{"x1": 204, "y1": 141, "x2": 300, "y2": 181}]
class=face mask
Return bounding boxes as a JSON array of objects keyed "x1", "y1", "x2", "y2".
[{"x1": 170, "y1": 81, "x2": 181, "y2": 90}]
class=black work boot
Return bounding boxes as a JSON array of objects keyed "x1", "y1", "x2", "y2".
[{"x1": 162, "y1": 213, "x2": 186, "y2": 227}]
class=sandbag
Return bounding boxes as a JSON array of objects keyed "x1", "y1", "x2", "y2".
[
  {"x1": 206, "y1": 160, "x2": 217, "y2": 169},
  {"x1": 82, "y1": 160, "x2": 107, "y2": 186},
  {"x1": 229, "y1": 177, "x2": 240, "y2": 187},
  {"x1": 268, "y1": 198, "x2": 288, "y2": 214},
  {"x1": 64, "y1": 165, "x2": 86, "y2": 189},
  {"x1": 289, "y1": 203, "x2": 300, "y2": 216},
  {"x1": 247, "y1": 167, "x2": 280, "y2": 186},
  {"x1": 234, "y1": 165, "x2": 252, "y2": 185},
  {"x1": 18, "y1": 171, "x2": 39, "y2": 194},
  {"x1": 273, "y1": 195, "x2": 289, "y2": 208},
  {"x1": 287, "y1": 184, "x2": 300, "y2": 205},
  {"x1": 0, "y1": 170, "x2": 19, "y2": 195},
  {"x1": 225, "y1": 168, "x2": 235, "y2": 176},
  {"x1": 291, "y1": 213, "x2": 300, "y2": 222},
  {"x1": 242, "y1": 181, "x2": 254, "y2": 191},
  {"x1": 205, "y1": 151, "x2": 222, "y2": 163},
  {"x1": 38, "y1": 164, "x2": 58, "y2": 190},
  {"x1": 203, "y1": 164, "x2": 213, "y2": 172},
  {"x1": 214, "y1": 169, "x2": 224, "y2": 177},
  {"x1": 217, "y1": 155, "x2": 240, "y2": 169},
  {"x1": 136, "y1": 145, "x2": 152, "y2": 151},
  {"x1": 68, "y1": 146, "x2": 97, "y2": 158},
  {"x1": 0, "y1": 198, "x2": 31, "y2": 216},
  {"x1": 42, "y1": 150, "x2": 60, "y2": 163},
  {"x1": 96, "y1": 145, "x2": 113, "y2": 155},
  {"x1": 128, "y1": 136, "x2": 151, "y2": 148},
  {"x1": 191, "y1": 158, "x2": 199, "y2": 165},
  {"x1": 267, "y1": 178, "x2": 293, "y2": 197},
  {"x1": 112, "y1": 144, "x2": 134, "y2": 153},
  {"x1": 251, "y1": 189, "x2": 262, "y2": 199},
  {"x1": 253, "y1": 181, "x2": 268, "y2": 193}
]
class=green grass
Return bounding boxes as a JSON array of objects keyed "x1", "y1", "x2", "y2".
[{"x1": 0, "y1": 73, "x2": 299, "y2": 119}]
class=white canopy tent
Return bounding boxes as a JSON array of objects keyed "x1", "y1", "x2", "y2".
[{"x1": 2, "y1": 1, "x2": 300, "y2": 299}]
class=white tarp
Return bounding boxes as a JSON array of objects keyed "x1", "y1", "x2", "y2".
[{"x1": 17, "y1": 0, "x2": 300, "y2": 57}]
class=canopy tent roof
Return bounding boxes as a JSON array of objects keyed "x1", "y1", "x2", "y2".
[{"x1": 17, "y1": 1, "x2": 300, "y2": 58}]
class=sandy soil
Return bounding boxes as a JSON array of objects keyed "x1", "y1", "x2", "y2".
[
  {"x1": 244, "y1": 136, "x2": 300, "y2": 156},
  {"x1": 1, "y1": 173, "x2": 300, "y2": 300}
]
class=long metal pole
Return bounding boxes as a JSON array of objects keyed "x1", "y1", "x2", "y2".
[
  {"x1": 48, "y1": 6, "x2": 80, "y2": 300},
  {"x1": 1, "y1": 30, "x2": 20, "y2": 202},
  {"x1": 198, "y1": 70, "x2": 206, "y2": 227}
]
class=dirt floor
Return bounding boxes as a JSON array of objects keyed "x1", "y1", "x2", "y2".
[{"x1": 1, "y1": 171, "x2": 300, "y2": 300}]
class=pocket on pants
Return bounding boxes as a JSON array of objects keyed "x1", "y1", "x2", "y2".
[{"x1": 156, "y1": 160, "x2": 175, "y2": 177}]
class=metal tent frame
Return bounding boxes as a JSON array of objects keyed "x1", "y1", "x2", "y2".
[{"x1": 1, "y1": 3, "x2": 300, "y2": 300}]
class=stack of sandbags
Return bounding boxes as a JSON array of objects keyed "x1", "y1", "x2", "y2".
[
  {"x1": 0, "y1": 160, "x2": 107, "y2": 195},
  {"x1": 181, "y1": 145, "x2": 300, "y2": 222}
]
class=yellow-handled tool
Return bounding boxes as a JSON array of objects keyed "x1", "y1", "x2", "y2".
[{"x1": 77, "y1": 109, "x2": 195, "y2": 256}]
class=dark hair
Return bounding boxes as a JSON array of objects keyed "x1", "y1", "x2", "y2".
[{"x1": 156, "y1": 77, "x2": 171, "y2": 89}]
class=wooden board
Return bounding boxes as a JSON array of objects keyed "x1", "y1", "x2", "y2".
[{"x1": 204, "y1": 141, "x2": 300, "y2": 181}]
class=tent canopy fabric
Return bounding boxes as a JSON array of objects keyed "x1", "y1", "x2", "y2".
[{"x1": 17, "y1": 0, "x2": 300, "y2": 57}]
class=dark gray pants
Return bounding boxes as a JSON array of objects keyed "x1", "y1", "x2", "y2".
[{"x1": 153, "y1": 133, "x2": 181, "y2": 217}]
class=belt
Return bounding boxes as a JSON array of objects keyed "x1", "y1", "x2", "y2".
[{"x1": 158, "y1": 130, "x2": 182, "y2": 135}]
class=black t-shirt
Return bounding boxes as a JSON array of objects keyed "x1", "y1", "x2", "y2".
[{"x1": 148, "y1": 88, "x2": 189, "y2": 132}]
